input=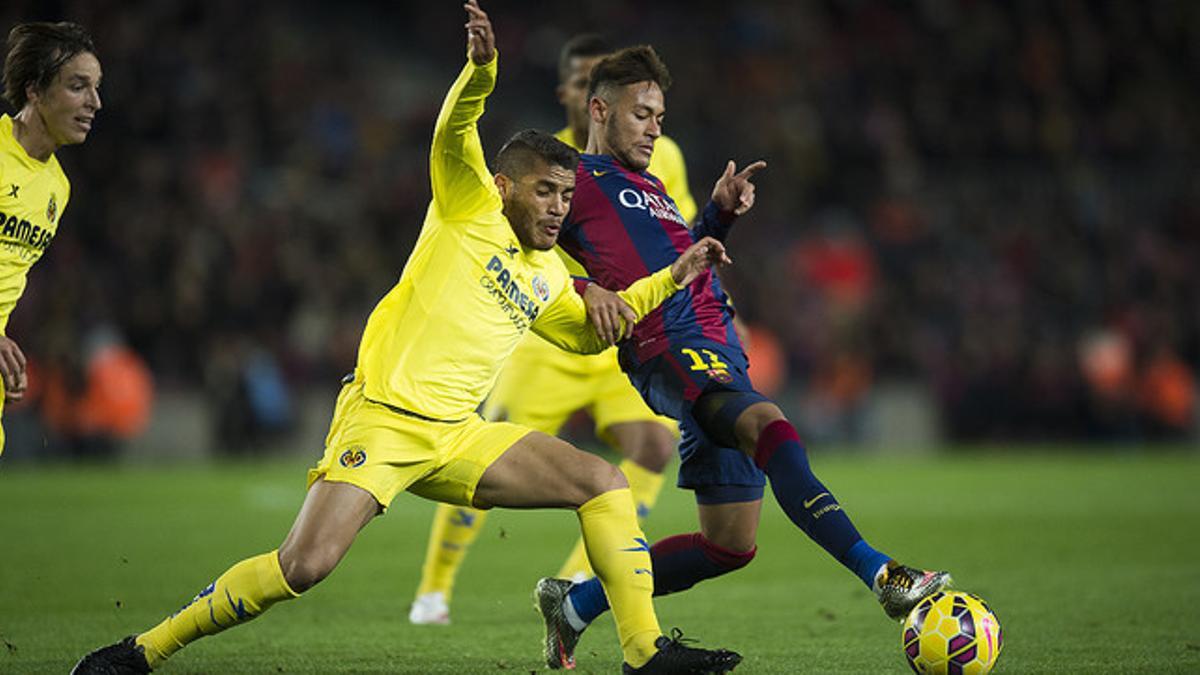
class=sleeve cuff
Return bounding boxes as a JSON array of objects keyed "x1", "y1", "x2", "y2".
[
  {"x1": 656, "y1": 266, "x2": 683, "y2": 292},
  {"x1": 704, "y1": 200, "x2": 736, "y2": 225}
]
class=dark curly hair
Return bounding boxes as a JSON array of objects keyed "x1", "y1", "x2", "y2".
[
  {"x1": 3, "y1": 22, "x2": 97, "y2": 111},
  {"x1": 586, "y1": 45, "x2": 671, "y2": 101}
]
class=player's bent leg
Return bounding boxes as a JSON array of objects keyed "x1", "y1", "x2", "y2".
[
  {"x1": 277, "y1": 478, "x2": 383, "y2": 591},
  {"x1": 472, "y1": 430, "x2": 629, "y2": 509},
  {"x1": 74, "y1": 479, "x2": 380, "y2": 673},
  {"x1": 476, "y1": 432, "x2": 658, "y2": 668},
  {"x1": 410, "y1": 503, "x2": 488, "y2": 625},
  {"x1": 719, "y1": 399, "x2": 891, "y2": 581},
  {"x1": 557, "y1": 421, "x2": 673, "y2": 580},
  {"x1": 727, "y1": 399, "x2": 951, "y2": 618}
]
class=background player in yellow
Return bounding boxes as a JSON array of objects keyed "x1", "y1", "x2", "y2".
[
  {"x1": 0, "y1": 22, "x2": 101, "y2": 455},
  {"x1": 409, "y1": 33, "x2": 699, "y2": 627},
  {"x1": 73, "y1": 3, "x2": 740, "y2": 673}
]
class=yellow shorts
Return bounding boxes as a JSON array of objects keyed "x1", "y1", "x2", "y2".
[
  {"x1": 308, "y1": 380, "x2": 531, "y2": 509},
  {"x1": 483, "y1": 333, "x2": 677, "y2": 443}
]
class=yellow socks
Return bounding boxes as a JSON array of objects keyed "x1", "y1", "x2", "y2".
[
  {"x1": 557, "y1": 459, "x2": 664, "y2": 579},
  {"x1": 135, "y1": 550, "x2": 299, "y2": 668},
  {"x1": 415, "y1": 504, "x2": 488, "y2": 600},
  {"x1": 577, "y1": 488, "x2": 660, "y2": 668}
]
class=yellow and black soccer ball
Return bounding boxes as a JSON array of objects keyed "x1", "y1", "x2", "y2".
[{"x1": 901, "y1": 591, "x2": 1003, "y2": 674}]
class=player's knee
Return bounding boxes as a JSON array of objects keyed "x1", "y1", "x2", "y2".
[
  {"x1": 634, "y1": 426, "x2": 675, "y2": 473},
  {"x1": 575, "y1": 460, "x2": 628, "y2": 505},
  {"x1": 596, "y1": 460, "x2": 629, "y2": 493},
  {"x1": 739, "y1": 403, "x2": 787, "y2": 451},
  {"x1": 278, "y1": 546, "x2": 340, "y2": 592}
]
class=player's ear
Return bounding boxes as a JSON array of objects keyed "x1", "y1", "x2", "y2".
[
  {"x1": 494, "y1": 172, "x2": 511, "y2": 198},
  {"x1": 588, "y1": 95, "x2": 607, "y2": 124},
  {"x1": 556, "y1": 83, "x2": 568, "y2": 105}
]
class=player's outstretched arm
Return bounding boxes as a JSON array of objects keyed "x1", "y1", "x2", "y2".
[
  {"x1": 429, "y1": 0, "x2": 502, "y2": 221},
  {"x1": 533, "y1": 237, "x2": 731, "y2": 353}
]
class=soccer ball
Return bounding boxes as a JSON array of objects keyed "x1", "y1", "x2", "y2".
[{"x1": 901, "y1": 591, "x2": 1003, "y2": 674}]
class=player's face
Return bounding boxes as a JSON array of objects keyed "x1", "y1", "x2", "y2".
[
  {"x1": 28, "y1": 51, "x2": 103, "y2": 147},
  {"x1": 598, "y1": 81, "x2": 663, "y2": 172},
  {"x1": 498, "y1": 159, "x2": 576, "y2": 250},
  {"x1": 558, "y1": 55, "x2": 604, "y2": 141}
]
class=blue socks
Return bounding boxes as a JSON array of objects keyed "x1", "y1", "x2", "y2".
[{"x1": 753, "y1": 419, "x2": 889, "y2": 588}]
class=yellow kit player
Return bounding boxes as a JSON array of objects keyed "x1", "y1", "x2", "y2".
[
  {"x1": 72, "y1": 3, "x2": 740, "y2": 673},
  {"x1": 410, "y1": 34, "x2": 699, "y2": 627},
  {"x1": 0, "y1": 22, "x2": 101, "y2": 454}
]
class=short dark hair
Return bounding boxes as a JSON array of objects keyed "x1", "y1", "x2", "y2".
[
  {"x1": 557, "y1": 33, "x2": 611, "y2": 83},
  {"x1": 3, "y1": 22, "x2": 97, "y2": 111},
  {"x1": 495, "y1": 129, "x2": 580, "y2": 179},
  {"x1": 586, "y1": 45, "x2": 671, "y2": 101}
]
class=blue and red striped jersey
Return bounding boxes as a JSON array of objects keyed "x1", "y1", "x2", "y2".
[{"x1": 558, "y1": 153, "x2": 740, "y2": 363}]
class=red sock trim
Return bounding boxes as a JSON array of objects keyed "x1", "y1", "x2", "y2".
[
  {"x1": 754, "y1": 419, "x2": 801, "y2": 469},
  {"x1": 651, "y1": 533, "x2": 702, "y2": 557},
  {"x1": 697, "y1": 533, "x2": 757, "y2": 569},
  {"x1": 651, "y1": 533, "x2": 756, "y2": 570}
]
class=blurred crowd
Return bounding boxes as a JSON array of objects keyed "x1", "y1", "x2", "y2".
[{"x1": 2, "y1": 0, "x2": 1196, "y2": 450}]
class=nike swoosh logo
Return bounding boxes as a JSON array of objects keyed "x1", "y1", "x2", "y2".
[
  {"x1": 592, "y1": 169, "x2": 609, "y2": 177},
  {"x1": 803, "y1": 492, "x2": 830, "y2": 509}
]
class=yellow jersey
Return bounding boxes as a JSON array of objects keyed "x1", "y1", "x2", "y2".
[
  {"x1": 355, "y1": 56, "x2": 681, "y2": 421},
  {"x1": 0, "y1": 114, "x2": 70, "y2": 334}
]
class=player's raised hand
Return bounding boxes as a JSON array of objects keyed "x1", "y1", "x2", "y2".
[
  {"x1": 710, "y1": 159, "x2": 767, "y2": 217},
  {"x1": 464, "y1": 0, "x2": 495, "y2": 65},
  {"x1": 671, "y1": 236, "x2": 732, "y2": 287},
  {"x1": 0, "y1": 335, "x2": 28, "y2": 402},
  {"x1": 583, "y1": 283, "x2": 639, "y2": 345}
]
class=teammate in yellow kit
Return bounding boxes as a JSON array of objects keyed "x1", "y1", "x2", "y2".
[
  {"x1": 73, "y1": 3, "x2": 740, "y2": 673},
  {"x1": 410, "y1": 34, "x2": 700, "y2": 626},
  {"x1": 0, "y1": 22, "x2": 101, "y2": 455}
]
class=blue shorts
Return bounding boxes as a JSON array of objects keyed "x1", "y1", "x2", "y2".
[{"x1": 622, "y1": 337, "x2": 766, "y2": 502}]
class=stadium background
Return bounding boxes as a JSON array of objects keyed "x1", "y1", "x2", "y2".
[
  {"x1": 1, "y1": 2, "x2": 1198, "y2": 674},
  {"x1": 1, "y1": 0, "x2": 1196, "y2": 458}
]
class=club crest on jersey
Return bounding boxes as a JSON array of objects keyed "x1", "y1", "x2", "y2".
[
  {"x1": 531, "y1": 274, "x2": 550, "y2": 302},
  {"x1": 707, "y1": 369, "x2": 733, "y2": 384},
  {"x1": 617, "y1": 188, "x2": 686, "y2": 225},
  {"x1": 46, "y1": 193, "x2": 57, "y2": 224},
  {"x1": 339, "y1": 445, "x2": 367, "y2": 468}
]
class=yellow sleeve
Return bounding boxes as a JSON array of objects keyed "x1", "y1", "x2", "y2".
[
  {"x1": 429, "y1": 55, "x2": 503, "y2": 221},
  {"x1": 649, "y1": 135, "x2": 698, "y2": 223},
  {"x1": 532, "y1": 267, "x2": 682, "y2": 354}
]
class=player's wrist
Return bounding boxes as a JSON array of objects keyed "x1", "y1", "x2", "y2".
[
  {"x1": 665, "y1": 263, "x2": 686, "y2": 289},
  {"x1": 706, "y1": 200, "x2": 737, "y2": 224},
  {"x1": 469, "y1": 48, "x2": 498, "y2": 68}
]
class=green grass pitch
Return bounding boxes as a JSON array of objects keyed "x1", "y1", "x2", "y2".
[{"x1": 2, "y1": 450, "x2": 1198, "y2": 673}]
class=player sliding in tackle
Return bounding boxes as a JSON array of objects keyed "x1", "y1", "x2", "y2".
[
  {"x1": 72, "y1": 3, "x2": 741, "y2": 674},
  {"x1": 532, "y1": 44, "x2": 952, "y2": 669},
  {"x1": 407, "y1": 32, "x2": 699, "y2": 627}
]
